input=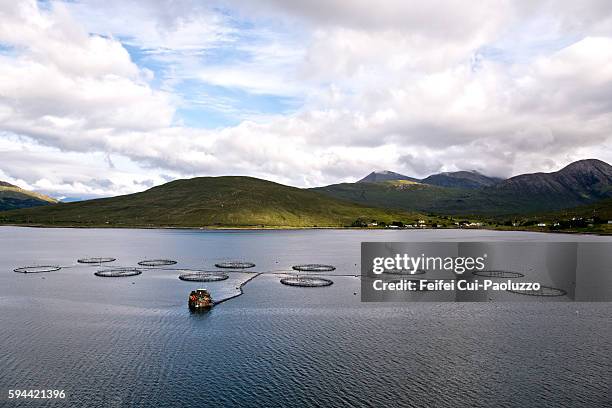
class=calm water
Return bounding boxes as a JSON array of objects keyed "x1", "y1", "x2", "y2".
[{"x1": 1, "y1": 227, "x2": 610, "y2": 407}]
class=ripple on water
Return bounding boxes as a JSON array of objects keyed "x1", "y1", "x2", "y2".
[{"x1": 0, "y1": 228, "x2": 610, "y2": 407}]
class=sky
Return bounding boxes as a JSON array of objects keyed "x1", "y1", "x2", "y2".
[{"x1": 0, "y1": 0, "x2": 611, "y2": 199}]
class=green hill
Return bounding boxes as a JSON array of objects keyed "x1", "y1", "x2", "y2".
[
  {"x1": 0, "y1": 182, "x2": 57, "y2": 211},
  {"x1": 0, "y1": 176, "x2": 428, "y2": 228},
  {"x1": 491, "y1": 198, "x2": 612, "y2": 234},
  {"x1": 530, "y1": 198, "x2": 612, "y2": 224}
]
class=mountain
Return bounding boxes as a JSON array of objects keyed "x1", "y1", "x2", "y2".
[
  {"x1": 2, "y1": 160, "x2": 610, "y2": 226},
  {"x1": 358, "y1": 169, "x2": 501, "y2": 189},
  {"x1": 477, "y1": 159, "x2": 612, "y2": 213},
  {"x1": 422, "y1": 171, "x2": 502, "y2": 189},
  {"x1": 358, "y1": 170, "x2": 419, "y2": 183},
  {"x1": 314, "y1": 180, "x2": 467, "y2": 213},
  {"x1": 0, "y1": 181, "x2": 57, "y2": 211},
  {"x1": 316, "y1": 159, "x2": 612, "y2": 215},
  {"x1": 492, "y1": 159, "x2": 611, "y2": 199},
  {"x1": 0, "y1": 176, "x2": 426, "y2": 228}
]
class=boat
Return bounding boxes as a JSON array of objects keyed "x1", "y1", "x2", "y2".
[{"x1": 188, "y1": 289, "x2": 213, "y2": 309}]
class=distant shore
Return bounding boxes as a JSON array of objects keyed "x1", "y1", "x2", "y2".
[{"x1": 1, "y1": 223, "x2": 609, "y2": 236}]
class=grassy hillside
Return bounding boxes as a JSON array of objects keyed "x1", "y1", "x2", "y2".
[
  {"x1": 314, "y1": 177, "x2": 611, "y2": 216},
  {"x1": 0, "y1": 176, "x2": 429, "y2": 228},
  {"x1": 0, "y1": 184, "x2": 57, "y2": 211},
  {"x1": 525, "y1": 197, "x2": 612, "y2": 227},
  {"x1": 552, "y1": 197, "x2": 612, "y2": 220},
  {"x1": 313, "y1": 180, "x2": 470, "y2": 212},
  {"x1": 481, "y1": 198, "x2": 612, "y2": 234}
]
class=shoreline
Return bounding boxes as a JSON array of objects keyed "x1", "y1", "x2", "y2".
[{"x1": 0, "y1": 223, "x2": 609, "y2": 236}]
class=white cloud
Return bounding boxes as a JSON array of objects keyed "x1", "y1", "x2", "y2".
[
  {"x1": 0, "y1": 0, "x2": 611, "y2": 198},
  {"x1": 0, "y1": 133, "x2": 172, "y2": 198},
  {"x1": 66, "y1": 0, "x2": 235, "y2": 53},
  {"x1": 0, "y1": 1, "x2": 174, "y2": 151}
]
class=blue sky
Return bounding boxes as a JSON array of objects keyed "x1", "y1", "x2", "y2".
[
  {"x1": 127, "y1": 49, "x2": 300, "y2": 129},
  {"x1": 106, "y1": 8, "x2": 304, "y2": 129}
]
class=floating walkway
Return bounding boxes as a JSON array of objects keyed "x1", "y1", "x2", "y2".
[{"x1": 213, "y1": 273, "x2": 262, "y2": 305}]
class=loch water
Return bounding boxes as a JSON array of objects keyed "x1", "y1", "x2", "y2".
[{"x1": 1, "y1": 227, "x2": 610, "y2": 407}]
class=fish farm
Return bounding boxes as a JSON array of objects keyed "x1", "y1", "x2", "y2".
[
  {"x1": 214, "y1": 261, "x2": 256, "y2": 269},
  {"x1": 11, "y1": 254, "x2": 572, "y2": 305},
  {"x1": 178, "y1": 272, "x2": 229, "y2": 282},
  {"x1": 506, "y1": 285, "x2": 567, "y2": 297},
  {"x1": 138, "y1": 259, "x2": 177, "y2": 266},
  {"x1": 292, "y1": 264, "x2": 336, "y2": 272},
  {"x1": 95, "y1": 268, "x2": 143, "y2": 277},
  {"x1": 280, "y1": 276, "x2": 334, "y2": 287},
  {"x1": 77, "y1": 257, "x2": 116, "y2": 264},
  {"x1": 14, "y1": 265, "x2": 61, "y2": 274}
]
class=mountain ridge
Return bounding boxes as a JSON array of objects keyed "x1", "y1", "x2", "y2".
[
  {"x1": 422, "y1": 171, "x2": 502, "y2": 189},
  {"x1": 491, "y1": 159, "x2": 612, "y2": 199},
  {"x1": 356, "y1": 169, "x2": 503, "y2": 189},
  {"x1": 317, "y1": 159, "x2": 612, "y2": 215},
  {"x1": 0, "y1": 181, "x2": 57, "y2": 211},
  {"x1": 357, "y1": 170, "x2": 419, "y2": 183},
  {"x1": 1, "y1": 159, "x2": 610, "y2": 224}
]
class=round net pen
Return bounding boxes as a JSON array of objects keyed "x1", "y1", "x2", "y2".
[
  {"x1": 78, "y1": 257, "x2": 116, "y2": 264},
  {"x1": 95, "y1": 268, "x2": 142, "y2": 278},
  {"x1": 292, "y1": 264, "x2": 336, "y2": 272},
  {"x1": 280, "y1": 276, "x2": 333, "y2": 287},
  {"x1": 214, "y1": 261, "x2": 256, "y2": 269},
  {"x1": 506, "y1": 285, "x2": 567, "y2": 297},
  {"x1": 178, "y1": 272, "x2": 229, "y2": 282},
  {"x1": 138, "y1": 259, "x2": 177, "y2": 267},
  {"x1": 472, "y1": 270, "x2": 525, "y2": 278},
  {"x1": 287, "y1": 264, "x2": 337, "y2": 285},
  {"x1": 14, "y1": 265, "x2": 61, "y2": 274}
]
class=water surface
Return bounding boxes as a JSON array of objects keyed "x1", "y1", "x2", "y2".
[{"x1": 1, "y1": 227, "x2": 610, "y2": 407}]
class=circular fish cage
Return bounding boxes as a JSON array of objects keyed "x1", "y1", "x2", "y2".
[
  {"x1": 78, "y1": 257, "x2": 116, "y2": 264},
  {"x1": 138, "y1": 259, "x2": 177, "y2": 267},
  {"x1": 292, "y1": 264, "x2": 336, "y2": 272},
  {"x1": 472, "y1": 270, "x2": 525, "y2": 278},
  {"x1": 14, "y1": 265, "x2": 61, "y2": 274},
  {"x1": 214, "y1": 261, "x2": 256, "y2": 269},
  {"x1": 383, "y1": 268, "x2": 426, "y2": 276},
  {"x1": 95, "y1": 268, "x2": 142, "y2": 278},
  {"x1": 506, "y1": 285, "x2": 567, "y2": 297},
  {"x1": 178, "y1": 272, "x2": 229, "y2": 282},
  {"x1": 280, "y1": 276, "x2": 334, "y2": 287}
]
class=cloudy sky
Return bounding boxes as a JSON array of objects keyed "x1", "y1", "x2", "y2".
[{"x1": 1, "y1": 0, "x2": 611, "y2": 199}]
